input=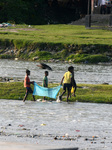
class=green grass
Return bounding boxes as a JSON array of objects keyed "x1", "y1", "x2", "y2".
[
  {"x1": 0, "y1": 82, "x2": 112, "y2": 103},
  {"x1": 72, "y1": 84, "x2": 112, "y2": 103},
  {"x1": 0, "y1": 25, "x2": 112, "y2": 45},
  {"x1": 0, "y1": 24, "x2": 112, "y2": 63},
  {"x1": 67, "y1": 54, "x2": 110, "y2": 63}
]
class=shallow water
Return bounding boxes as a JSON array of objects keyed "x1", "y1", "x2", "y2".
[
  {"x1": 0, "y1": 59, "x2": 112, "y2": 84},
  {"x1": 0, "y1": 99, "x2": 112, "y2": 149},
  {"x1": 1, "y1": 59, "x2": 112, "y2": 149}
]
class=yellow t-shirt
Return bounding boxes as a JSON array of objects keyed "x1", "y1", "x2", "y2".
[{"x1": 63, "y1": 71, "x2": 72, "y2": 84}]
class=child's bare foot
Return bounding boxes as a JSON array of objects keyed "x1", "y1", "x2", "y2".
[
  {"x1": 59, "y1": 96, "x2": 62, "y2": 101},
  {"x1": 72, "y1": 94, "x2": 76, "y2": 97},
  {"x1": 42, "y1": 100, "x2": 46, "y2": 102}
]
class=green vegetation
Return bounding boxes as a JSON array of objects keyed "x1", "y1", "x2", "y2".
[
  {"x1": 0, "y1": 25, "x2": 112, "y2": 63},
  {"x1": 0, "y1": 0, "x2": 87, "y2": 24},
  {"x1": 0, "y1": 54, "x2": 14, "y2": 59},
  {"x1": 0, "y1": 82, "x2": 112, "y2": 104},
  {"x1": 67, "y1": 54, "x2": 110, "y2": 63},
  {"x1": 0, "y1": 25, "x2": 112, "y2": 45},
  {"x1": 73, "y1": 84, "x2": 112, "y2": 103}
]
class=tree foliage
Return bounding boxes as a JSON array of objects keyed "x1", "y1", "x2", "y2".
[{"x1": 0, "y1": 0, "x2": 88, "y2": 24}]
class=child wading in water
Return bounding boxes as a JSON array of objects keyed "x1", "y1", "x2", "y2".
[
  {"x1": 59, "y1": 66, "x2": 74, "y2": 102},
  {"x1": 23, "y1": 69, "x2": 35, "y2": 102},
  {"x1": 42, "y1": 71, "x2": 48, "y2": 101}
]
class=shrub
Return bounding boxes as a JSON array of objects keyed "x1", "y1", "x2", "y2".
[{"x1": 0, "y1": 54, "x2": 13, "y2": 59}]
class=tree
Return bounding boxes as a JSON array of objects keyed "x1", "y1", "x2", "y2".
[
  {"x1": 0, "y1": 0, "x2": 88, "y2": 24},
  {"x1": 0, "y1": 0, "x2": 29, "y2": 23}
]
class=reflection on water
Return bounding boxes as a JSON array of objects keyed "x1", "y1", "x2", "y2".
[
  {"x1": 0, "y1": 59, "x2": 112, "y2": 84},
  {"x1": 0, "y1": 100, "x2": 112, "y2": 149}
]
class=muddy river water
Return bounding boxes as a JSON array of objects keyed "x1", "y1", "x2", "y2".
[
  {"x1": 0, "y1": 59, "x2": 112, "y2": 149},
  {"x1": 0, "y1": 59, "x2": 112, "y2": 84},
  {"x1": 0, "y1": 100, "x2": 112, "y2": 150}
]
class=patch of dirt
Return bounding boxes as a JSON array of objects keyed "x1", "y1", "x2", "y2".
[{"x1": 0, "y1": 28, "x2": 39, "y2": 33}]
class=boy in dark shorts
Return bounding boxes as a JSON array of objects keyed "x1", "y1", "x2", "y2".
[
  {"x1": 42, "y1": 71, "x2": 49, "y2": 101},
  {"x1": 59, "y1": 66, "x2": 74, "y2": 102},
  {"x1": 23, "y1": 69, "x2": 35, "y2": 102}
]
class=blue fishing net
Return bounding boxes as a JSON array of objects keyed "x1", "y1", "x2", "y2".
[{"x1": 33, "y1": 82, "x2": 61, "y2": 99}]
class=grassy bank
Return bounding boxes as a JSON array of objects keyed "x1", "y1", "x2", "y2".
[
  {"x1": 0, "y1": 25, "x2": 112, "y2": 45},
  {"x1": 0, "y1": 82, "x2": 112, "y2": 104},
  {"x1": 0, "y1": 25, "x2": 112, "y2": 63}
]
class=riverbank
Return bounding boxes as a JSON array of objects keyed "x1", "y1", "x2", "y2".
[
  {"x1": 0, "y1": 82, "x2": 112, "y2": 104},
  {"x1": 0, "y1": 25, "x2": 112, "y2": 64}
]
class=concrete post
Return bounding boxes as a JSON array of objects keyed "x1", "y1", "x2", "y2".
[
  {"x1": 109, "y1": 15, "x2": 112, "y2": 26},
  {"x1": 85, "y1": 0, "x2": 91, "y2": 28},
  {"x1": 85, "y1": 15, "x2": 91, "y2": 28},
  {"x1": 109, "y1": 7, "x2": 112, "y2": 26}
]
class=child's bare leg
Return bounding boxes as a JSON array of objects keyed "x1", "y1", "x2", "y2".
[
  {"x1": 73, "y1": 88, "x2": 76, "y2": 97},
  {"x1": 73, "y1": 93, "x2": 76, "y2": 97},
  {"x1": 33, "y1": 95, "x2": 36, "y2": 101},
  {"x1": 61, "y1": 91, "x2": 66, "y2": 96},
  {"x1": 23, "y1": 93, "x2": 28, "y2": 102},
  {"x1": 67, "y1": 90, "x2": 71, "y2": 102},
  {"x1": 42, "y1": 97, "x2": 46, "y2": 102},
  {"x1": 59, "y1": 90, "x2": 66, "y2": 100},
  {"x1": 69, "y1": 88, "x2": 71, "y2": 98},
  {"x1": 67, "y1": 94, "x2": 69, "y2": 102}
]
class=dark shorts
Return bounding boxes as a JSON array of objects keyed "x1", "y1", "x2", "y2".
[
  {"x1": 63, "y1": 83, "x2": 71, "y2": 92},
  {"x1": 26, "y1": 87, "x2": 33, "y2": 94}
]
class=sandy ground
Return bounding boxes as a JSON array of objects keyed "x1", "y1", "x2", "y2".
[{"x1": 0, "y1": 27, "x2": 39, "y2": 33}]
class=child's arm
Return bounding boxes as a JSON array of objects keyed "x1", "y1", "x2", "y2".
[
  {"x1": 44, "y1": 80, "x2": 47, "y2": 87},
  {"x1": 30, "y1": 81, "x2": 34, "y2": 85},
  {"x1": 26, "y1": 77, "x2": 34, "y2": 85},
  {"x1": 26, "y1": 81, "x2": 34, "y2": 85},
  {"x1": 60, "y1": 76, "x2": 64, "y2": 85},
  {"x1": 71, "y1": 77, "x2": 74, "y2": 88}
]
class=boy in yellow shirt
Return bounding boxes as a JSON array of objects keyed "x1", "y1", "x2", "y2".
[{"x1": 59, "y1": 66, "x2": 74, "y2": 102}]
